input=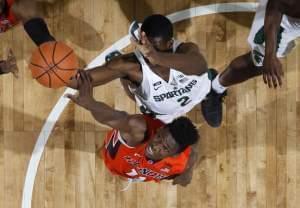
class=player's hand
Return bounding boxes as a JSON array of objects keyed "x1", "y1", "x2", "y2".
[
  {"x1": 131, "y1": 31, "x2": 159, "y2": 65},
  {"x1": 65, "y1": 70, "x2": 95, "y2": 109},
  {"x1": 0, "y1": 49, "x2": 19, "y2": 78},
  {"x1": 67, "y1": 66, "x2": 87, "y2": 89},
  {"x1": 68, "y1": 73, "x2": 80, "y2": 89},
  {"x1": 262, "y1": 56, "x2": 283, "y2": 88},
  {"x1": 172, "y1": 170, "x2": 192, "y2": 187}
]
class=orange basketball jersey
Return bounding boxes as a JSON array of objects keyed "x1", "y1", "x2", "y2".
[
  {"x1": 101, "y1": 115, "x2": 191, "y2": 182},
  {"x1": 0, "y1": 0, "x2": 18, "y2": 33}
]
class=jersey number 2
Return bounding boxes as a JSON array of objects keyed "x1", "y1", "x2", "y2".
[{"x1": 177, "y1": 96, "x2": 191, "y2": 107}]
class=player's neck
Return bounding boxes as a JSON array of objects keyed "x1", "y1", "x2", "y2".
[{"x1": 145, "y1": 155, "x2": 159, "y2": 163}]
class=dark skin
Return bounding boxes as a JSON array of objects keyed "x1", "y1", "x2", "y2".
[
  {"x1": 66, "y1": 70, "x2": 197, "y2": 187},
  {"x1": 219, "y1": 0, "x2": 300, "y2": 88},
  {"x1": 0, "y1": 0, "x2": 56, "y2": 77},
  {"x1": 67, "y1": 31, "x2": 204, "y2": 186},
  {"x1": 68, "y1": 31, "x2": 208, "y2": 90},
  {"x1": 0, "y1": 49, "x2": 19, "y2": 77}
]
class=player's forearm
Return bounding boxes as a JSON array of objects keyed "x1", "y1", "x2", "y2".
[
  {"x1": 0, "y1": 61, "x2": 8, "y2": 74},
  {"x1": 87, "y1": 65, "x2": 124, "y2": 87},
  {"x1": 85, "y1": 99, "x2": 127, "y2": 128},
  {"x1": 264, "y1": 0, "x2": 283, "y2": 58},
  {"x1": 68, "y1": 65, "x2": 124, "y2": 89},
  {"x1": 155, "y1": 52, "x2": 208, "y2": 75},
  {"x1": 0, "y1": 61, "x2": 5, "y2": 74}
]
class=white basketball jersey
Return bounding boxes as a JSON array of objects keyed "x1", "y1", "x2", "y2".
[
  {"x1": 130, "y1": 40, "x2": 211, "y2": 123},
  {"x1": 248, "y1": 0, "x2": 300, "y2": 66}
]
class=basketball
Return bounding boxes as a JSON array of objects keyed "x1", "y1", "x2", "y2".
[{"x1": 29, "y1": 41, "x2": 79, "y2": 88}]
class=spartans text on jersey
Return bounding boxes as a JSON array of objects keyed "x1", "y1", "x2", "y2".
[{"x1": 153, "y1": 80, "x2": 198, "y2": 102}]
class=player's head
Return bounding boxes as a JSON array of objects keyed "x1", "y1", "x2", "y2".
[
  {"x1": 145, "y1": 117, "x2": 199, "y2": 161},
  {"x1": 141, "y1": 14, "x2": 173, "y2": 52}
]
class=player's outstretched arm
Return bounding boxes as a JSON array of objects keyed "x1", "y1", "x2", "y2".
[
  {"x1": 66, "y1": 70, "x2": 146, "y2": 146},
  {"x1": 11, "y1": 0, "x2": 56, "y2": 46},
  {"x1": 68, "y1": 54, "x2": 140, "y2": 89},
  {"x1": 263, "y1": 0, "x2": 284, "y2": 88},
  {"x1": 132, "y1": 32, "x2": 208, "y2": 75},
  {"x1": 172, "y1": 143, "x2": 199, "y2": 187}
]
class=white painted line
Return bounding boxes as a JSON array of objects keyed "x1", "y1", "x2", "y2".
[{"x1": 21, "y1": 3, "x2": 257, "y2": 208}]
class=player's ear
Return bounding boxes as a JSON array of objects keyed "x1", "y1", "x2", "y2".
[{"x1": 166, "y1": 39, "x2": 174, "y2": 49}]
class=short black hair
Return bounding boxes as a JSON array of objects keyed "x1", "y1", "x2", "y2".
[
  {"x1": 166, "y1": 117, "x2": 199, "y2": 152},
  {"x1": 141, "y1": 14, "x2": 173, "y2": 41}
]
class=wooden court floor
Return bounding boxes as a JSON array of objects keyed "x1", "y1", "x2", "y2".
[{"x1": 0, "y1": 0, "x2": 299, "y2": 207}]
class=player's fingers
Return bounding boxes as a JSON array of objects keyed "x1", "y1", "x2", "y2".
[
  {"x1": 266, "y1": 74, "x2": 272, "y2": 88},
  {"x1": 7, "y1": 48, "x2": 13, "y2": 58},
  {"x1": 76, "y1": 72, "x2": 83, "y2": 88},
  {"x1": 79, "y1": 70, "x2": 89, "y2": 84},
  {"x1": 131, "y1": 37, "x2": 142, "y2": 52},
  {"x1": 275, "y1": 71, "x2": 282, "y2": 87},
  {"x1": 271, "y1": 74, "x2": 278, "y2": 88},
  {"x1": 279, "y1": 67, "x2": 284, "y2": 76},
  {"x1": 78, "y1": 70, "x2": 92, "y2": 94},
  {"x1": 130, "y1": 37, "x2": 139, "y2": 47},
  {"x1": 263, "y1": 73, "x2": 267, "y2": 84},
  {"x1": 140, "y1": 32, "x2": 148, "y2": 45},
  {"x1": 64, "y1": 93, "x2": 77, "y2": 102},
  {"x1": 12, "y1": 68, "x2": 19, "y2": 79},
  {"x1": 141, "y1": 32, "x2": 151, "y2": 45},
  {"x1": 70, "y1": 70, "x2": 80, "y2": 81}
]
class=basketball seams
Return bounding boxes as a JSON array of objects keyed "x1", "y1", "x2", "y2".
[
  {"x1": 48, "y1": 68, "x2": 69, "y2": 85},
  {"x1": 51, "y1": 42, "x2": 57, "y2": 68},
  {"x1": 54, "y1": 49, "x2": 74, "y2": 66},
  {"x1": 34, "y1": 66, "x2": 68, "y2": 87},
  {"x1": 54, "y1": 65, "x2": 78, "y2": 71},
  {"x1": 38, "y1": 46, "x2": 51, "y2": 67},
  {"x1": 31, "y1": 50, "x2": 76, "y2": 82},
  {"x1": 30, "y1": 41, "x2": 78, "y2": 88},
  {"x1": 30, "y1": 63, "x2": 47, "y2": 70},
  {"x1": 35, "y1": 70, "x2": 51, "y2": 88}
]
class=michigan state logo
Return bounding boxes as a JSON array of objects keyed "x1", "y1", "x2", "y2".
[
  {"x1": 254, "y1": 26, "x2": 285, "y2": 49},
  {"x1": 253, "y1": 26, "x2": 285, "y2": 65},
  {"x1": 253, "y1": 49, "x2": 264, "y2": 65}
]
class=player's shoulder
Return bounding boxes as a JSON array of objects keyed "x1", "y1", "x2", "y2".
[
  {"x1": 127, "y1": 114, "x2": 147, "y2": 131},
  {"x1": 121, "y1": 114, "x2": 147, "y2": 146},
  {"x1": 120, "y1": 52, "x2": 139, "y2": 63},
  {"x1": 113, "y1": 52, "x2": 139, "y2": 64},
  {"x1": 176, "y1": 42, "x2": 200, "y2": 53}
]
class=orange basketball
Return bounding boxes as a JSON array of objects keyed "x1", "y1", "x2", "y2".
[{"x1": 29, "y1": 41, "x2": 79, "y2": 88}]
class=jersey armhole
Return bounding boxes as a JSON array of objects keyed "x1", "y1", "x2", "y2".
[{"x1": 118, "y1": 131, "x2": 135, "y2": 149}]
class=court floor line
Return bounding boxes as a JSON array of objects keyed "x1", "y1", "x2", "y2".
[{"x1": 21, "y1": 2, "x2": 257, "y2": 208}]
